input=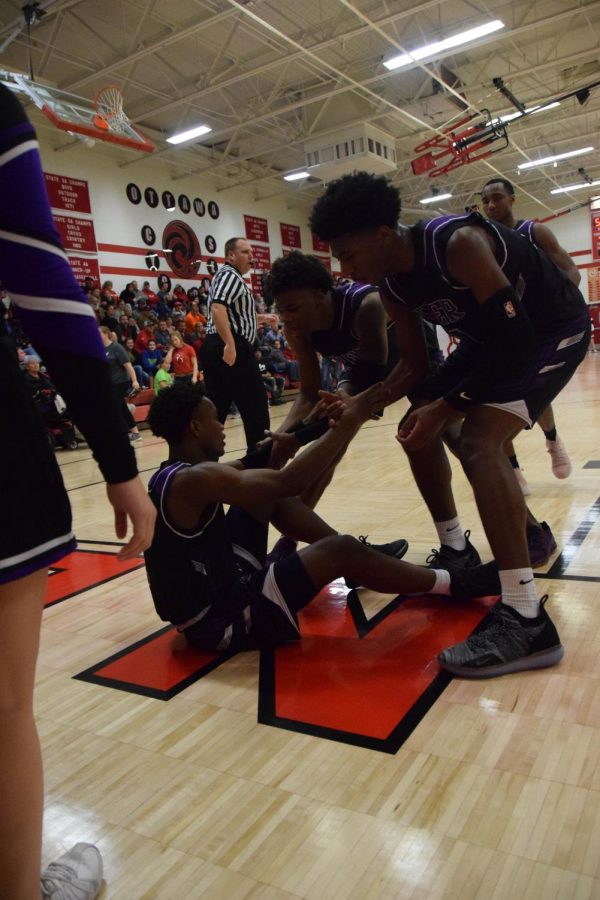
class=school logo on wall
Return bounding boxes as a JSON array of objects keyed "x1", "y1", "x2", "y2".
[
  {"x1": 145, "y1": 252, "x2": 160, "y2": 271},
  {"x1": 161, "y1": 220, "x2": 202, "y2": 278}
]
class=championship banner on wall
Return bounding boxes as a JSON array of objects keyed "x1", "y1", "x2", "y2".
[
  {"x1": 251, "y1": 244, "x2": 271, "y2": 270},
  {"x1": 44, "y1": 171, "x2": 100, "y2": 287},
  {"x1": 587, "y1": 265, "x2": 600, "y2": 301},
  {"x1": 590, "y1": 210, "x2": 600, "y2": 260},
  {"x1": 44, "y1": 172, "x2": 92, "y2": 214},
  {"x1": 280, "y1": 223, "x2": 301, "y2": 248},
  {"x1": 67, "y1": 255, "x2": 101, "y2": 285},
  {"x1": 53, "y1": 214, "x2": 98, "y2": 253},
  {"x1": 312, "y1": 233, "x2": 330, "y2": 253},
  {"x1": 244, "y1": 214, "x2": 269, "y2": 242},
  {"x1": 250, "y1": 273, "x2": 264, "y2": 295}
]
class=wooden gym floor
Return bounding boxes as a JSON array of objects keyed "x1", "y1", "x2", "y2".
[{"x1": 39, "y1": 353, "x2": 600, "y2": 899}]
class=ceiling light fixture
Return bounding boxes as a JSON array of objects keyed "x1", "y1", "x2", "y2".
[
  {"x1": 383, "y1": 19, "x2": 505, "y2": 71},
  {"x1": 283, "y1": 171, "x2": 310, "y2": 181},
  {"x1": 420, "y1": 192, "x2": 452, "y2": 204},
  {"x1": 166, "y1": 124, "x2": 212, "y2": 145},
  {"x1": 497, "y1": 101, "x2": 560, "y2": 124},
  {"x1": 550, "y1": 179, "x2": 600, "y2": 195},
  {"x1": 518, "y1": 146, "x2": 594, "y2": 170}
]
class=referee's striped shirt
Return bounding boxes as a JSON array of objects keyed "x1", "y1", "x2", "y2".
[{"x1": 207, "y1": 262, "x2": 257, "y2": 344}]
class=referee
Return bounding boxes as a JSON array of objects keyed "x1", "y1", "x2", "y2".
[{"x1": 202, "y1": 237, "x2": 273, "y2": 450}]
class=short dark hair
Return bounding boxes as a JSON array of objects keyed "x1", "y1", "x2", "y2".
[
  {"x1": 268, "y1": 251, "x2": 333, "y2": 298},
  {"x1": 309, "y1": 172, "x2": 400, "y2": 240},
  {"x1": 225, "y1": 237, "x2": 244, "y2": 256},
  {"x1": 147, "y1": 381, "x2": 207, "y2": 444},
  {"x1": 482, "y1": 177, "x2": 515, "y2": 196}
]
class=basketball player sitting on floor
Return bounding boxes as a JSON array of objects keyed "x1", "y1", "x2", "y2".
[{"x1": 144, "y1": 381, "x2": 500, "y2": 653}]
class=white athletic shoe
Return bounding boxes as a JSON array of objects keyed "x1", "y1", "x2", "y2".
[
  {"x1": 41, "y1": 843, "x2": 103, "y2": 899},
  {"x1": 514, "y1": 467, "x2": 531, "y2": 496},
  {"x1": 546, "y1": 435, "x2": 572, "y2": 479}
]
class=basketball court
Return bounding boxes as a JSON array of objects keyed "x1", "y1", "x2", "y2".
[
  {"x1": 38, "y1": 357, "x2": 600, "y2": 899},
  {"x1": 2, "y1": 1, "x2": 600, "y2": 895}
]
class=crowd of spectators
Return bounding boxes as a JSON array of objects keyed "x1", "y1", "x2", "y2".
[
  {"x1": 86, "y1": 278, "x2": 209, "y2": 391},
  {"x1": 3, "y1": 269, "x2": 346, "y2": 446},
  {"x1": 87, "y1": 277, "x2": 303, "y2": 406}
]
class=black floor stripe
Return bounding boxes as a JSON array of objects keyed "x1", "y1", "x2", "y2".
[{"x1": 543, "y1": 496, "x2": 600, "y2": 579}]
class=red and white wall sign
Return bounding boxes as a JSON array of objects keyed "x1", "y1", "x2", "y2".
[
  {"x1": 280, "y1": 222, "x2": 301, "y2": 248},
  {"x1": 244, "y1": 214, "x2": 269, "y2": 243},
  {"x1": 45, "y1": 172, "x2": 92, "y2": 214}
]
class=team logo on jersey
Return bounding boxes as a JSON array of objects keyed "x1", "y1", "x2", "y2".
[
  {"x1": 504, "y1": 300, "x2": 516, "y2": 318},
  {"x1": 423, "y1": 298, "x2": 465, "y2": 327}
]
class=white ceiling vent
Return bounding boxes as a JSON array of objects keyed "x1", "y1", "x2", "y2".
[{"x1": 304, "y1": 124, "x2": 397, "y2": 179}]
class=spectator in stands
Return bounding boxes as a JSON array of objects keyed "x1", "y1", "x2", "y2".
[
  {"x1": 142, "y1": 281, "x2": 159, "y2": 306},
  {"x1": 267, "y1": 339, "x2": 300, "y2": 382},
  {"x1": 154, "y1": 296, "x2": 170, "y2": 320},
  {"x1": 127, "y1": 315, "x2": 140, "y2": 341},
  {"x1": 191, "y1": 322, "x2": 207, "y2": 356},
  {"x1": 22, "y1": 355, "x2": 54, "y2": 396},
  {"x1": 255, "y1": 349, "x2": 285, "y2": 405},
  {"x1": 101, "y1": 279, "x2": 118, "y2": 300},
  {"x1": 88, "y1": 288, "x2": 102, "y2": 318},
  {"x1": 164, "y1": 330, "x2": 199, "y2": 383},
  {"x1": 154, "y1": 358, "x2": 173, "y2": 394},
  {"x1": 141, "y1": 340, "x2": 162, "y2": 384},
  {"x1": 198, "y1": 288, "x2": 209, "y2": 316},
  {"x1": 99, "y1": 326, "x2": 142, "y2": 441},
  {"x1": 119, "y1": 313, "x2": 133, "y2": 340},
  {"x1": 262, "y1": 322, "x2": 283, "y2": 345},
  {"x1": 173, "y1": 284, "x2": 187, "y2": 304},
  {"x1": 102, "y1": 304, "x2": 122, "y2": 339},
  {"x1": 123, "y1": 337, "x2": 150, "y2": 388},
  {"x1": 184, "y1": 299, "x2": 207, "y2": 335},
  {"x1": 154, "y1": 319, "x2": 171, "y2": 353},
  {"x1": 134, "y1": 322, "x2": 155, "y2": 355},
  {"x1": 119, "y1": 281, "x2": 136, "y2": 304}
]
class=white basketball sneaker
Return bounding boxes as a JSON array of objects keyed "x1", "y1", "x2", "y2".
[
  {"x1": 41, "y1": 843, "x2": 103, "y2": 899},
  {"x1": 546, "y1": 435, "x2": 572, "y2": 479}
]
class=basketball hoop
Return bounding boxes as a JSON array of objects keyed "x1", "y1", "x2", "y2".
[
  {"x1": 93, "y1": 84, "x2": 129, "y2": 134},
  {"x1": 1, "y1": 70, "x2": 155, "y2": 152}
]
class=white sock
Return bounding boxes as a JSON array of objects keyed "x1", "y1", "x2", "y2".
[
  {"x1": 499, "y1": 568, "x2": 540, "y2": 618},
  {"x1": 435, "y1": 518, "x2": 466, "y2": 552},
  {"x1": 431, "y1": 568, "x2": 451, "y2": 595}
]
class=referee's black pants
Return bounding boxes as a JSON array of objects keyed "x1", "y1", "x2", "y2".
[{"x1": 202, "y1": 333, "x2": 270, "y2": 451}]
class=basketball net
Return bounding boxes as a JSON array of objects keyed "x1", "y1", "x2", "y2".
[{"x1": 93, "y1": 85, "x2": 129, "y2": 134}]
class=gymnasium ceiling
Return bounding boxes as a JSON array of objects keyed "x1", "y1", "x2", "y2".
[{"x1": 1, "y1": 0, "x2": 600, "y2": 220}]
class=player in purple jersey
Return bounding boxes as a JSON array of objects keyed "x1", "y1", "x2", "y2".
[
  {"x1": 0, "y1": 84, "x2": 156, "y2": 899},
  {"x1": 309, "y1": 172, "x2": 590, "y2": 679},
  {"x1": 144, "y1": 381, "x2": 500, "y2": 651},
  {"x1": 481, "y1": 177, "x2": 576, "y2": 488},
  {"x1": 262, "y1": 251, "x2": 408, "y2": 573}
]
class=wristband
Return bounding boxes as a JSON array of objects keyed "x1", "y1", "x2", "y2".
[
  {"x1": 291, "y1": 418, "x2": 329, "y2": 446},
  {"x1": 240, "y1": 441, "x2": 273, "y2": 469},
  {"x1": 346, "y1": 360, "x2": 386, "y2": 393},
  {"x1": 481, "y1": 285, "x2": 535, "y2": 359}
]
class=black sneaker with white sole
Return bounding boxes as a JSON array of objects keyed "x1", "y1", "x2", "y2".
[
  {"x1": 449, "y1": 561, "x2": 501, "y2": 602},
  {"x1": 438, "y1": 595, "x2": 563, "y2": 678},
  {"x1": 427, "y1": 529, "x2": 481, "y2": 571},
  {"x1": 344, "y1": 535, "x2": 409, "y2": 589}
]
